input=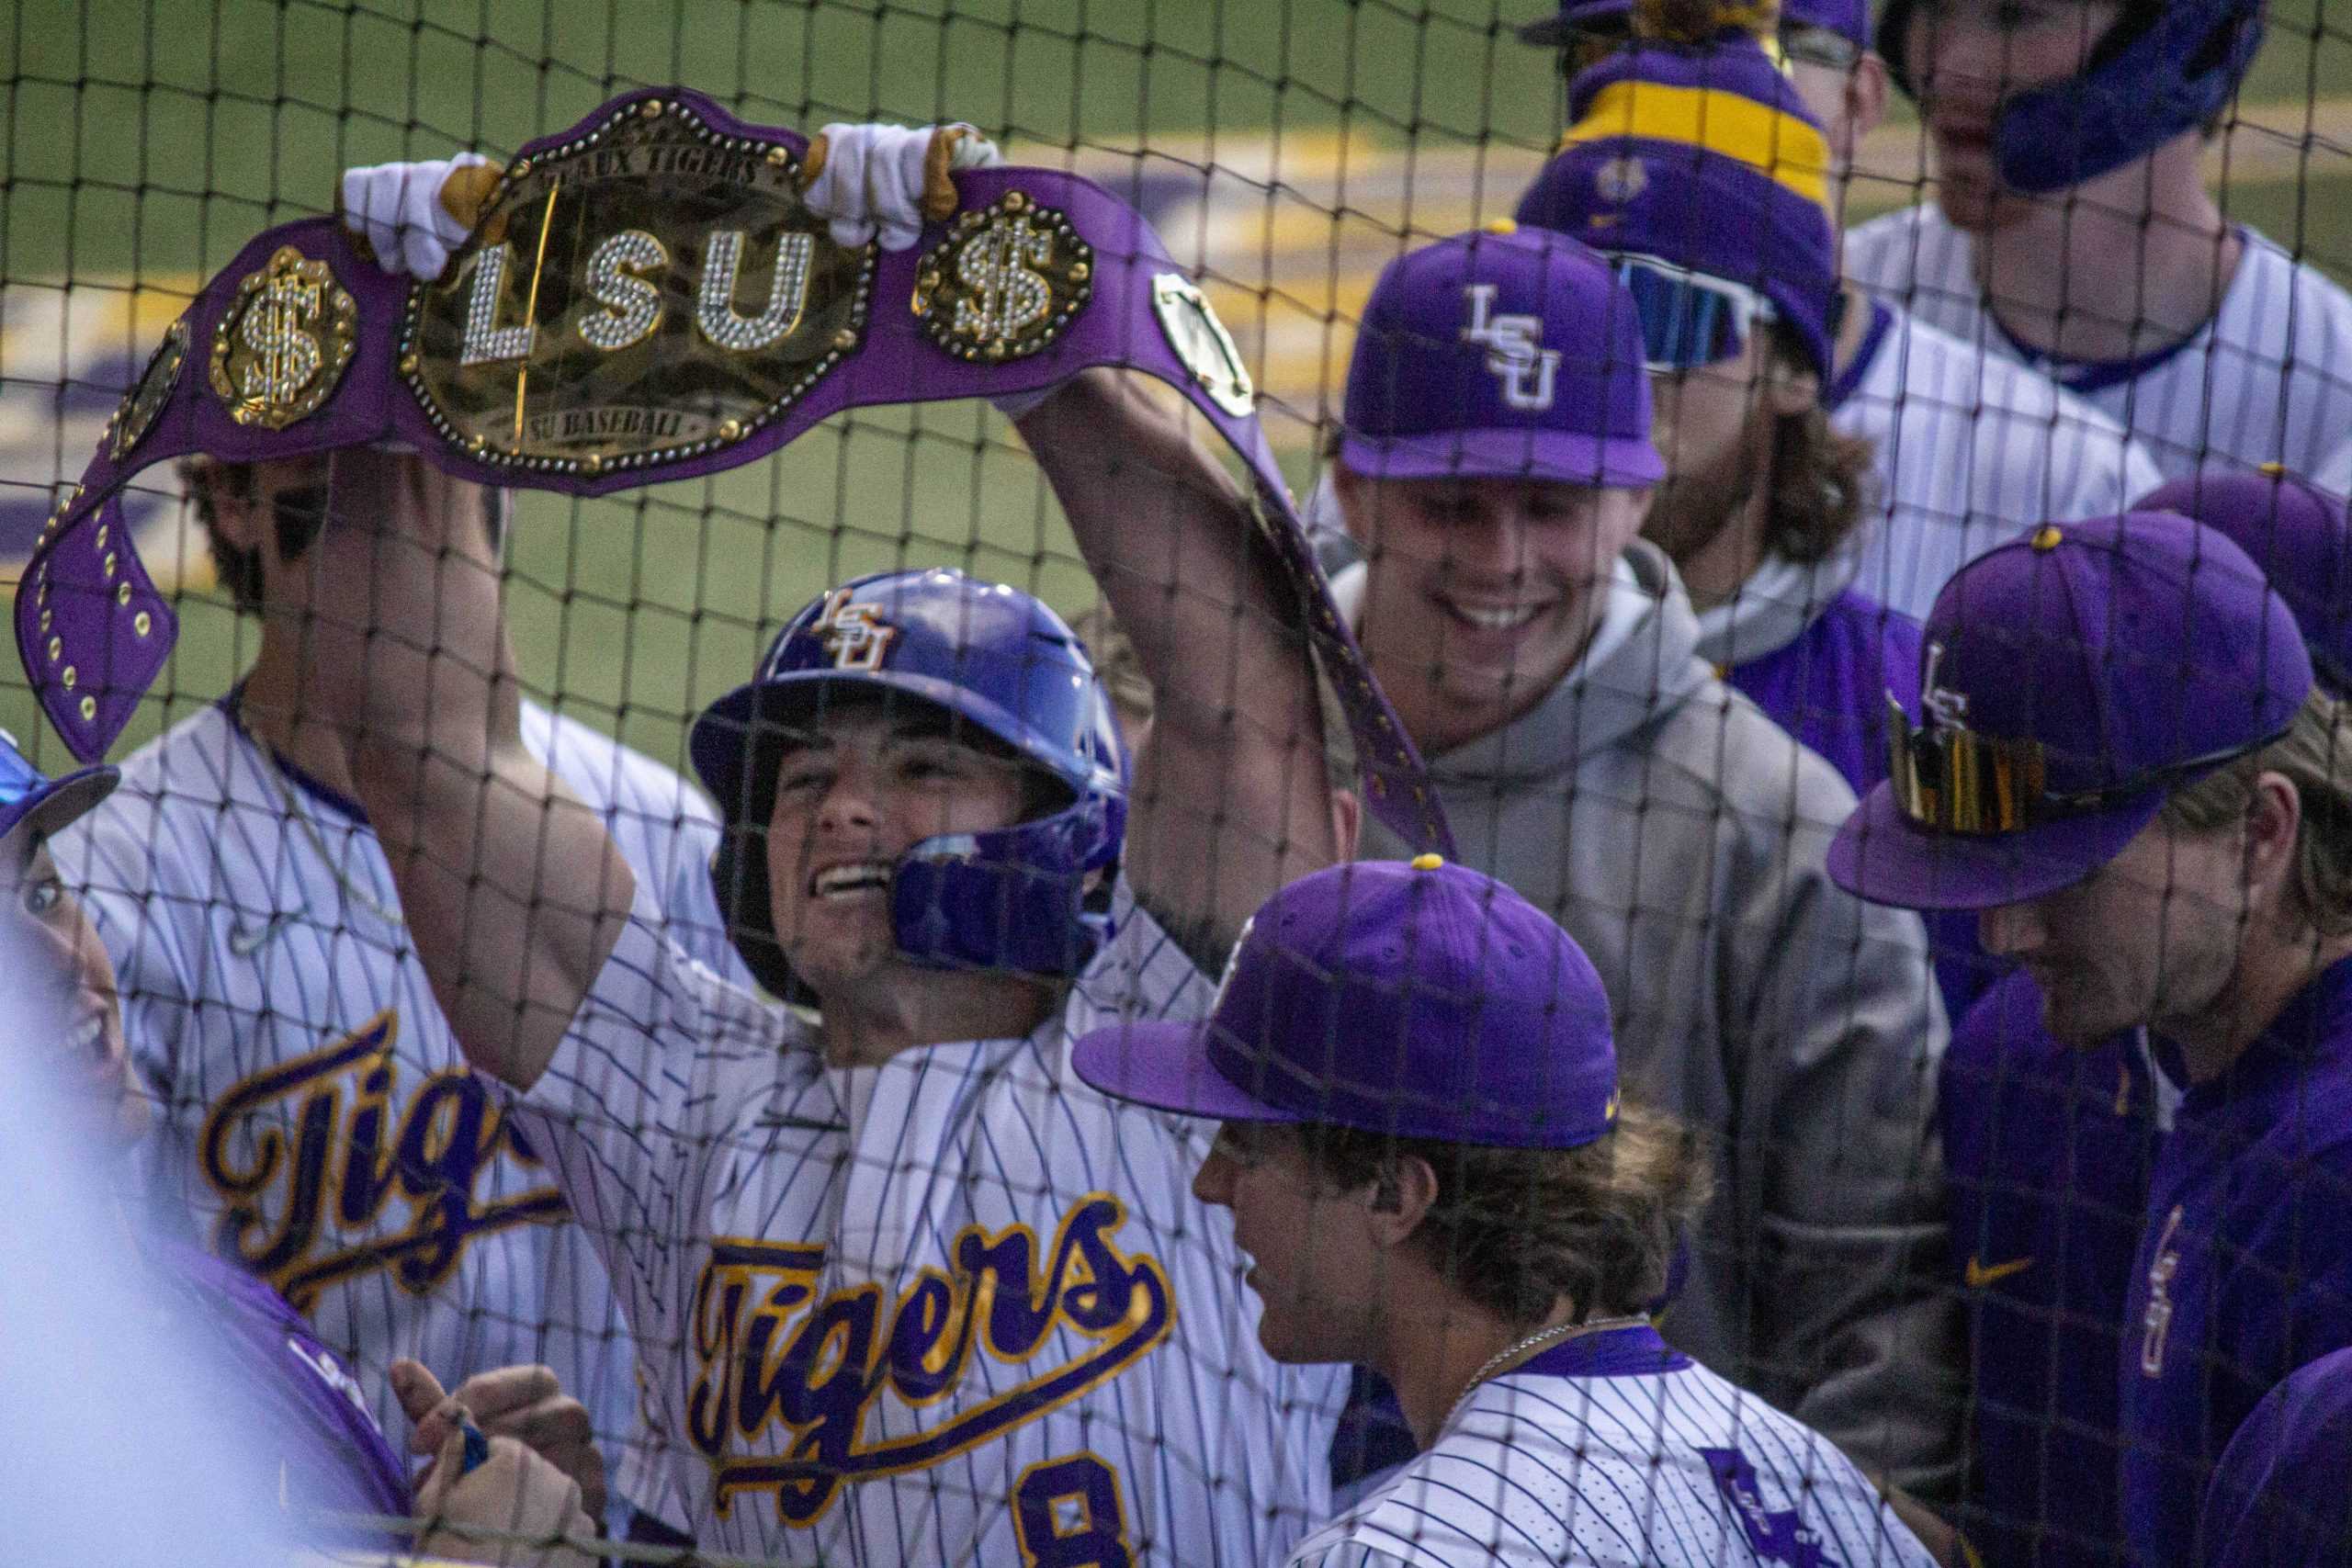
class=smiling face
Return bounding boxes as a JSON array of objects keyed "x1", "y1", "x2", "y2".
[
  {"x1": 1338, "y1": 469, "x2": 1652, "y2": 753},
  {"x1": 1905, "y1": 0, "x2": 2123, "y2": 231},
  {"x1": 762, "y1": 696, "x2": 1045, "y2": 998},
  {"x1": 1190, "y1": 1122, "x2": 1386, "y2": 1366},
  {"x1": 4, "y1": 828, "x2": 147, "y2": 1145},
  {"x1": 1978, "y1": 810, "x2": 2247, "y2": 1046}
]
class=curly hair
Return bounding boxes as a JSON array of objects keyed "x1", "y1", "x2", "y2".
[
  {"x1": 1760, "y1": 321, "x2": 1879, "y2": 566},
  {"x1": 1300, "y1": 1100, "x2": 1713, "y2": 1330}
]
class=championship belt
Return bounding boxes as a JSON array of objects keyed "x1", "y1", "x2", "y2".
[{"x1": 18, "y1": 87, "x2": 1449, "y2": 854}]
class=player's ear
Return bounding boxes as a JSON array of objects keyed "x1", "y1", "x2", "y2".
[
  {"x1": 1764, "y1": 349, "x2": 1818, "y2": 417},
  {"x1": 1329, "y1": 460, "x2": 1374, "y2": 547},
  {"x1": 1329, "y1": 788, "x2": 1362, "y2": 863},
  {"x1": 1365, "y1": 1151, "x2": 1440, "y2": 1247},
  {"x1": 1848, "y1": 52, "x2": 1890, "y2": 145}
]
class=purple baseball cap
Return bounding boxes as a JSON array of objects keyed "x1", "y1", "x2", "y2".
[
  {"x1": 1519, "y1": 0, "x2": 1871, "y2": 52},
  {"x1": 2136, "y1": 468, "x2": 2352, "y2": 697},
  {"x1": 1339, "y1": 228, "x2": 1662, "y2": 488},
  {"x1": 1827, "y1": 513, "x2": 2314, "y2": 912},
  {"x1": 1071, "y1": 855, "x2": 1620, "y2": 1149}
]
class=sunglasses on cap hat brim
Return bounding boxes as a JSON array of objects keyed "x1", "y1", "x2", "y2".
[
  {"x1": 1883, "y1": 696, "x2": 2290, "y2": 837},
  {"x1": 1607, "y1": 254, "x2": 1780, "y2": 374}
]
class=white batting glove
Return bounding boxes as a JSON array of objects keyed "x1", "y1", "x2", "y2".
[
  {"x1": 340, "y1": 152, "x2": 497, "y2": 279},
  {"x1": 801, "y1": 121, "x2": 1004, "y2": 252}
]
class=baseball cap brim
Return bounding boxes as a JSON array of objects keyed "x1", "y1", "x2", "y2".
[
  {"x1": 1338, "y1": 428, "x2": 1664, "y2": 488},
  {"x1": 1826, "y1": 778, "x2": 2165, "y2": 912},
  {"x1": 0, "y1": 767, "x2": 119, "y2": 849},
  {"x1": 1070, "y1": 1020, "x2": 1306, "y2": 1124}
]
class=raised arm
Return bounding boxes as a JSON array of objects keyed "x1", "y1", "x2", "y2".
[
  {"x1": 297, "y1": 447, "x2": 634, "y2": 1089},
  {"x1": 1017, "y1": 375, "x2": 1340, "y2": 964}
]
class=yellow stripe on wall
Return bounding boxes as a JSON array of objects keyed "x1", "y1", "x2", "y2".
[{"x1": 1557, "y1": 81, "x2": 1830, "y2": 206}]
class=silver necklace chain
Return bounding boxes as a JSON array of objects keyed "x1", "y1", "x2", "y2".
[
  {"x1": 1443, "y1": 1313, "x2": 1652, "y2": 1432},
  {"x1": 239, "y1": 716, "x2": 407, "y2": 931}
]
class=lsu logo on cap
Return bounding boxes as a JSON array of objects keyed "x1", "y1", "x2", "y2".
[
  {"x1": 1920, "y1": 641, "x2": 1970, "y2": 728},
  {"x1": 813, "y1": 588, "x2": 898, "y2": 671},
  {"x1": 1461, "y1": 284, "x2": 1560, "y2": 412},
  {"x1": 1593, "y1": 154, "x2": 1650, "y2": 205}
]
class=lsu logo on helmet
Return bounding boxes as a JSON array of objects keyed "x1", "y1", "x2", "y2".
[{"x1": 813, "y1": 587, "x2": 899, "y2": 671}]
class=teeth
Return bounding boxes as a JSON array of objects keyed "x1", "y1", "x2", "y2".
[
  {"x1": 812, "y1": 863, "x2": 893, "y2": 897},
  {"x1": 60, "y1": 1014, "x2": 104, "y2": 1058},
  {"x1": 1450, "y1": 602, "x2": 1541, "y2": 631}
]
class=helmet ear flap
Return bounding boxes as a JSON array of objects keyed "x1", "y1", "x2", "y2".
[
  {"x1": 707, "y1": 705, "x2": 818, "y2": 1003},
  {"x1": 708, "y1": 823, "x2": 808, "y2": 1002}
]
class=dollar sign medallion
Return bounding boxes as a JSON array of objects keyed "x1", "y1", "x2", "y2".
[
  {"x1": 914, "y1": 190, "x2": 1093, "y2": 364},
  {"x1": 209, "y1": 246, "x2": 359, "y2": 430}
]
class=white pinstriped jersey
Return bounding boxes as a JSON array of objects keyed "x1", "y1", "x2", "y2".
[
  {"x1": 2312, "y1": 435, "x2": 2352, "y2": 496},
  {"x1": 1285, "y1": 1327, "x2": 1935, "y2": 1568},
  {"x1": 1833, "y1": 299, "x2": 2162, "y2": 620},
  {"x1": 1847, "y1": 206, "x2": 2352, "y2": 485},
  {"x1": 501, "y1": 884, "x2": 1341, "y2": 1565},
  {"x1": 51, "y1": 696, "x2": 736, "y2": 1506}
]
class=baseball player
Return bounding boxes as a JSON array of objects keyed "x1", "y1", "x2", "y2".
[
  {"x1": 1323, "y1": 216, "x2": 1960, "y2": 1498},
  {"x1": 50, "y1": 436, "x2": 738, "y2": 1537},
  {"x1": 1516, "y1": 14, "x2": 1904, "y2": 801},
  {"x1": 1069, "y1": 854, "x2": 1939, "y2": 1567},
  {"x1": 1503, "y1": 0, "x2": 2161, "y2": 621},
  {"x1": 2199, "y1": 1347, "x2": 2352, "y2": 1567},
  {"x1": 304, "y1": 123, "x2": 1354, "y2": 1563},
  {"x1": 1, "y1": 727, "x2": 605, "y2": 1565},
  {"x1": 1848, "y1": 0, "x2": 2352, "y2": 481},
  {"x1": 1926, "y1": 468, "x2": 2352, "y2": 1568},
  {"x1": 1827, "y1": 509, "x2": 2352, "y2": 1568},
  {"x1": 1511, "y1": 9, "x2": 1995, "y2": 1028}
]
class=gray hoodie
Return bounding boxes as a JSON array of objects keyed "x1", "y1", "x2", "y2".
[{"x1": 1348, "y1": 541, "x2": 1962, "y2": 1497}]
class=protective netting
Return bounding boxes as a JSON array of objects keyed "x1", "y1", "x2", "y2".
[{"x1": 8, "y1": 2, "x2": 2352, "y2": 1566}]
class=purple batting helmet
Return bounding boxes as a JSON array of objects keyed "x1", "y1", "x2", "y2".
[
  {"x1": 691, "y1": 568, "x2": 1126, "y2": 986},
  {"x1": 0, "y1": 730, "x2": 116, "y2": 850},
  {"x1": 1827, "y1": 513, "x2": 2313, "y2": 912},
  {"x1": 1073, "y1": 854, "x2": 1620, "y2": 1149},
  {"x1": 1880, "y1": 0, "x2": 2264, "y2": 195},
  {"x1": 2135, "y1": 468, "x2": 2352, "y2": 698}
]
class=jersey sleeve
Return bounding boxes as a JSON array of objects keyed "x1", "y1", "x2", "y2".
[
  {"x1": 491, "y1": 885, "x2": 805, "y2": 1336},
  {"x1": 1727, "y1": 774, "x2": 1966, "y2": 1501}
]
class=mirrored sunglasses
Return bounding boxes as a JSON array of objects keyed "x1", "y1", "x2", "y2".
[{"x1": 1610, "y1": 255, "x2": 1779, "y2": 374}]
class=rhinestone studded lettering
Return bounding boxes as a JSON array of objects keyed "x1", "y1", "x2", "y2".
[
  {"x1": 696, "y1": 230, "x2": 815, "y2": 351},
  {"x1": 461, "y1": 243, "x2": 536, "y2": 367},
  {"x1": 579, "y1": 230, "x2": 669, "y2": 351}
]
